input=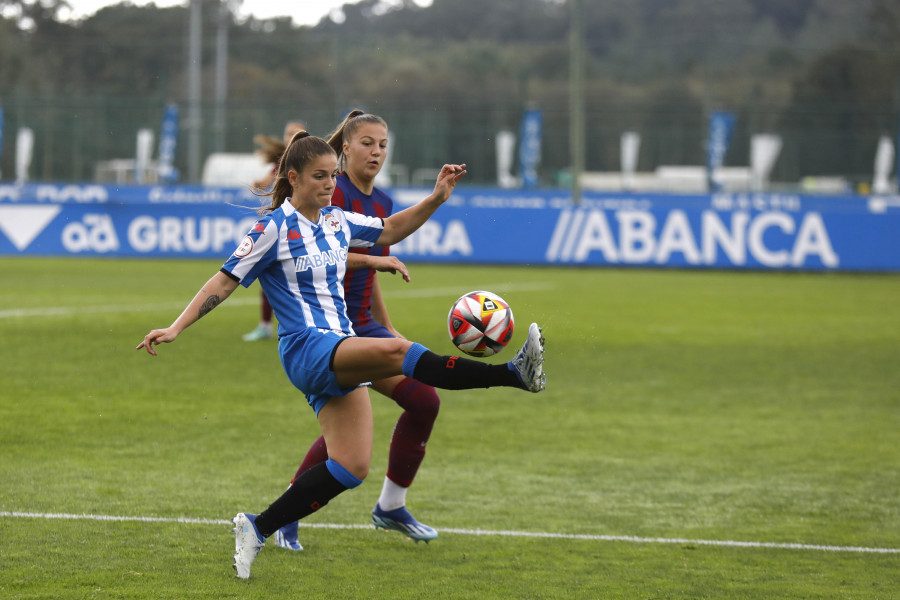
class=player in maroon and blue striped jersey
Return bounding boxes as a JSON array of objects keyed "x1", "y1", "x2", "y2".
[
  {"x1": 137, "y1": 130, "x2": 545, "y2": 579},
  {"x1": 274, "y1": 111, "x2": 442, "y2": 548}
]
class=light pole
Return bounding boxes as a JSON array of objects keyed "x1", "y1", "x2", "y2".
[
  {"x1": 569, "y1": 0, "x2": 585, "y2": 205},
  {"x1": 214, "y1": 1, "x2": 240, "y2": 153},
  {"x1": 187, "y1": 0, "x2": 202, "y2": 182}
]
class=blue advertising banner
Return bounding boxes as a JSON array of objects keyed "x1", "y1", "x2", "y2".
[
  {"x1": 707, "y1": 111, "x2": 735, "y2": 191},
  {"x1": 1, "y1": 184, "x2": 899, "y2": 272},
  {"x1": 0, "y1": 182, "x2": 259, "y2": 205},
  {"x1": 518, "y1": 109, "x2": 543, "y2": 189}
]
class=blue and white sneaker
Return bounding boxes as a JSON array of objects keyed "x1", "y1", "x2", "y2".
[
  {"x1": 510, "y1": 322, "x2": 545, "y2": 393},
  {"x1": 242, "y1": 324, "x2": 273, "y2": 342},
  {"x1": 232, "y1": 512, "x2": 265, "y2": 579},
  {"x1": 372, "y1": 503, "x2": 438, "y2": 542},
  {"x1": 273, "y1": 521, "x2": 303, "y2": 551}
]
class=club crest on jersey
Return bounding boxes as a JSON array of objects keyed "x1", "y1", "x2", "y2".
[
  {"x1": 324, "y1": 214, "x2": 342, "y2": 232},
  {"x1": 234, "y1": 236, "x2": 253, "y2": 258}
]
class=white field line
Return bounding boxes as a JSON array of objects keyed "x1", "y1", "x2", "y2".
[
  {"x1": 0, "y1": 297, "x2": 260, "y2": 319},
  {"x1": 0, "y1": 282, "x2": 555, "y2": 319},
  {"x1": 2, "y1": 511, "x2": 897, "y2": 555}
]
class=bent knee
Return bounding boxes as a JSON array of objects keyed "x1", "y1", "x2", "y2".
[
  {"x1": 348, "y1": 461, "x2": 370, "y2": 482},
  {"x1": 384, "y1": 338, "x2": 414, "y2": 369},
  {"x1": 393, "y1": 379, "x2": 440, "y2": 420},
  {"x1": 327, "y1": 457, "x2": 368, "y2": 487}
]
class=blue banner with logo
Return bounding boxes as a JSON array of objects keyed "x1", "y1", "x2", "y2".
[
  {"x1": 1, "y1": 184, "x2": 899, "y2": 272},
  {"x1": 518, "y1": 109, "x2": 543, "y2": 189},
  {"x1": 707, "y1": 111, "x2": 735, "y2": 191},
  {"x1": 157, "y1": 104, "x2": 180, "y2": 183}
]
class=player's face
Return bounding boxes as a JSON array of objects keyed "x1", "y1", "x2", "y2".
[
  {"x1": 343, "y1": 123, "x2": 388, "y2": 183},
  {"x1": 283, "y1": 121, "x2": 305, "y2": 145},
  {"x1": 288, "y1": 154, "x2": 338, "y2": 215}
]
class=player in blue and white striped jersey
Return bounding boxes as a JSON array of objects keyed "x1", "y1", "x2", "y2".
[
  {"x1": 136, "y1": 131, "x2": 545, "y2": 580},
  {"x1": 222, "y1": 190, "x2": 383, "y2": 336}
]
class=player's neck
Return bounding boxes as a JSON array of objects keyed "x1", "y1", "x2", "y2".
[
  {"x1": 346, "y1": 170, "x2": 375, "y2": 196},
  {"x1": 290, "y1": 197, "x2": 323, "y2": 223}
]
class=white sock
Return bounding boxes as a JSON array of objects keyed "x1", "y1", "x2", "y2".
[{"x1": 378, "y1": 477, "x2": 408, "y2": 511}]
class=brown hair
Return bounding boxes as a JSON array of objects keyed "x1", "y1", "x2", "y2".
[
  {"x1": 253, "y1": 134, "x2": 286, "y2": 166},
  {"x1": 254, "y1": 121, "x2": 306, "y2": 170},
  {"x1": 261, "y1": 131, "x2": 336, "y2": 214},
  {"x1": 326, "y1": 110, "x2": 389, "y2": 172}
]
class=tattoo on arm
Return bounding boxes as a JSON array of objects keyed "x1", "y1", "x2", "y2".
[{"x1": 198, "y1": 295, "x2": 221, "y2": 318}]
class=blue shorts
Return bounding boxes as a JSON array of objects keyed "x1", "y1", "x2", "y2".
[
  {"x1": 353, "y1": 320, "x2": 395, "y2": 339},
  {"x1": 278, "y1": 328, "x2": 364, "y2": 416}
]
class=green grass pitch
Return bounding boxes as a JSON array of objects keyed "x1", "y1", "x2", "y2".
[{"x1": 1, "y1": 257, "x2": 898, "y2": 599}]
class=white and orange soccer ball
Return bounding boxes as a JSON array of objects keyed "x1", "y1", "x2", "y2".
[{"x1": 447, "y1": 290, "x2": 515, "y2": 357}]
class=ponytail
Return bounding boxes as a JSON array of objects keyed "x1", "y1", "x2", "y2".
[
  {"x1": 260, "y1": 131, "x2": 335, "y2": 215},
  {"x1": 326, "y1": 110, "x2": 388, "y2": 172}
]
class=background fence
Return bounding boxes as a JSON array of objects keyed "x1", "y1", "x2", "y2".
[{"x1": 1, "y1": 94, "x2": 897, "y2": 191}]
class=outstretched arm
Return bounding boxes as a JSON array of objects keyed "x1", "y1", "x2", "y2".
[
  {"x1": 136, "y1": 270, "x2": 240, "y2": 356},
  {"x1": 370, "y1": 275, "x2": 402, "y2": 338},
  {"x1": 377, "y1": 163, "x2": 466, "y2": 246},
  {"x1": 347, "y1": 253, "x2": 411, "y2": 282}
]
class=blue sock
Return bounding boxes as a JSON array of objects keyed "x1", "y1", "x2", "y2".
[
  {"x1": 402, "y1": 342, "x2": 429, "y2": 378},
  {"x1": 326, "y1": 458, "x2": 364, "y2": 489}
]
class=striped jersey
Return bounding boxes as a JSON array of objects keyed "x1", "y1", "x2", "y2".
[
  {"x1": 221, "y1": 200, "x2": 384, "y2": 336},
  {"x1": 331, "y1": 173, "x2": 394, "y2": 328}
]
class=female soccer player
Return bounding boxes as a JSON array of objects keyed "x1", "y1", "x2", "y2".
[
  {"x1": 136, "y1": 131, "x2": 545, "y2": 579},
  {"x1": 243, "y1": 120, "x2": 305, "y2": 342},
  {"x1": 272, "y1": 111, "x2": 443, "y2": 551}
]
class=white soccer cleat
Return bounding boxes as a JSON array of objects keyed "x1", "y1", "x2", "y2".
[
  {"x1": 232, "y1": 513, "x2": 265, "y2": 579},
  {"x1": 510, "y1": 322, "x2": 545, "y2": 393}
]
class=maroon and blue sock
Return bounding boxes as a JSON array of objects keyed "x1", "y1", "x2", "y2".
[
  {"x1": 291, "y1": 435, "x2": 329, "y2": 484},
  {"x1": 387, "y1": 378, "x2": 440, "y2": 487}
]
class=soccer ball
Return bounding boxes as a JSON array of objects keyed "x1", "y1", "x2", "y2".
[{"x1": 447, "y1": 290, "x2": 515, "y2": 357}]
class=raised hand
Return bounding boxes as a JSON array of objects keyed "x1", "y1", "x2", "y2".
[{"x1": 432, "y1": 163, "x2": 467, "y2": 203}]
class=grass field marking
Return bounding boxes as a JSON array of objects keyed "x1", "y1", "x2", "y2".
[
  {"x1": 441, "y1": 528, "x2": 900, "y2": 555},
  {"x1": 0, "y1": 282, "x2": 556, "y2": 319},
  {"x1": 0, "y1": 511, "x2": 231, "y2": 526},
  {"x1": 0, "y1": 298, "x2": 260, "y2": 319},
  {"x1": 3, "y1": 512, "x2": 897, "y2": 555}
]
